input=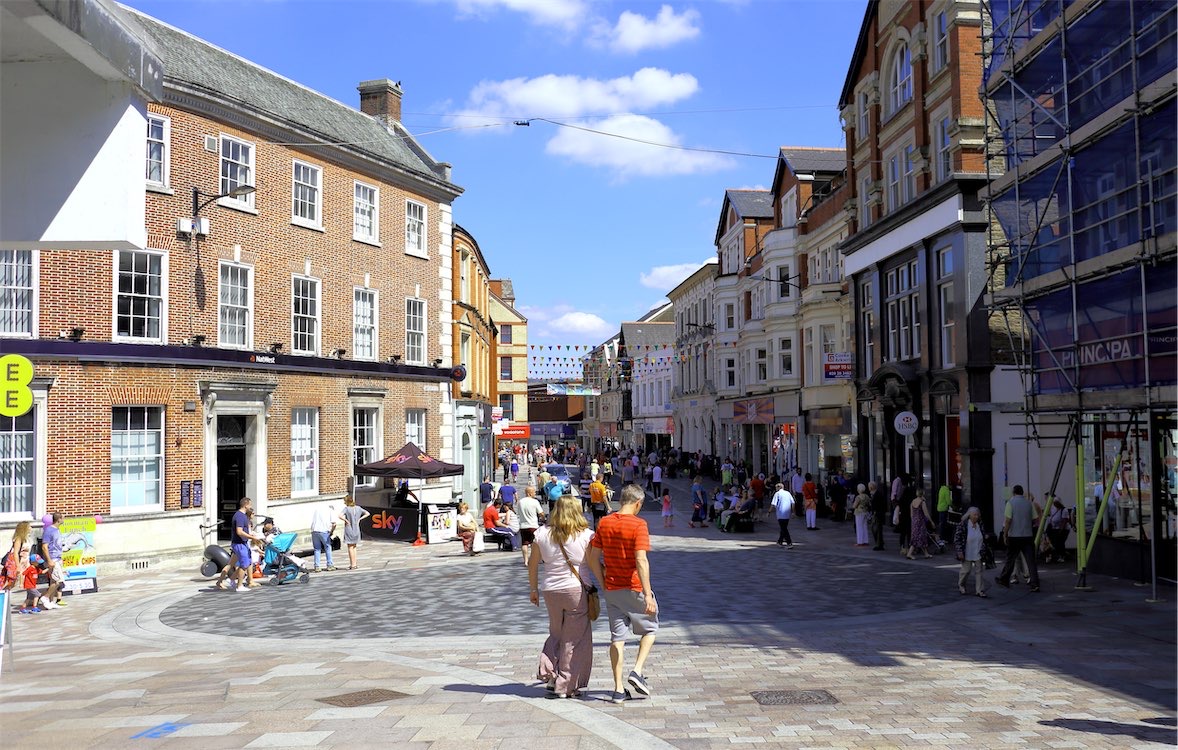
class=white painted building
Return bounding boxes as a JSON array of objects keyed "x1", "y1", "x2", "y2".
[{"x1": 669, "y1": 260, "x2": 717, "y2": 455}]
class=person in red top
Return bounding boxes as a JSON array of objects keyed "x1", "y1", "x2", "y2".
[
  {"x1": 483, "y1": 499, "x2": 514, "y2": 550},
  {"x1": 803, "y1": 473, "x2": 819, "y2": 530},
  {"x1": 750, "y1": 473, "x2": 766, "y2": 519},
  {"x1": 587, "y1": 484, "x2": 658, "y2": 704}
]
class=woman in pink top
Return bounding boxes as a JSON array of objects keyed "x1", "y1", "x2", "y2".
[{"x1": 527, "y1": 496, "x2": 597, "y2": 698}]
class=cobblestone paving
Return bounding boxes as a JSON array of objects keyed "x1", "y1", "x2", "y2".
[{"x1": 4, "y1": 467, "x2": 1175, "y2": 749}]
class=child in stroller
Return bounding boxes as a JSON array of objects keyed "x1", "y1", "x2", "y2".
[{"x1": 263, "y1": 526, "x2": 307, "y2": 585}]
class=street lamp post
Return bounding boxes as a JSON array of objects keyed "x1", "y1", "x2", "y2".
[{"x1": 192, "y1": 184, "x2": 256, "y2": 224}]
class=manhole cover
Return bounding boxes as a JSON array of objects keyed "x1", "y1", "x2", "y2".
[
  {"x1": 751, "y1": 690, "x2": 838, "y2": 706},
  {"x1": 317, "y1": 688, "x2": 409, "y2": 707}
]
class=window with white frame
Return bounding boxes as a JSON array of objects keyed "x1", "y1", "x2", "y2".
[
  {"x1": 884, "y1": 262, "x2": 921, "y2": 361},
  {"x1": 889, "y1": 45, "x2": 913, "y2": 114},
  {"x1": 887, "y1": 154, "x2": 902, "y2": 212},
  {"x1": 352, "y1": 407, "x2": 379, "y2": 485},
  {"x1": 724, "y1": 358, "x2": 736, "y2": 388},
  {"x1": 291, "y1": 160, "x2": 322, "y2": 228},
  {"x1": 459, "y1": 251, "x2": 470, "y2": 303},
  {"x1": 755, "y1": 348, "x2": 768, "y2": 382},
  {"x1": 290, "y1": 276, "x2": 320, "y2": 355},
  {"x1": 110, "y1": 406, "x2": 163, "y2": 512},
  {"x1": 587, "y1": 398, "x2": 596, "y2": 419},
  {"x1": 820, "y1": 325, "x2": 837, "y2": 380},
  {"x1": 0, "y1": 412, "x2": 35, "y2": 516},
  {"x1": 218, "y1": 262, "x2": 251, "y2": 348},
  {"x1": 0, "y1": 250, "x2": 34, "y2": 337},
  {"x1": 219, "y1": 135, "x2": 254, "y2": 208},
  {"x1": 405, "y1": 408, "x2": 426, "y2": 450},
  {"x1": 353, "y1": 287, "x2": 377, "y2": 360},
  {"x1": 405, "y1": 200, "x2": 427, "y2": 256},
  {"x1": 779, "y1": 337, "x2": 793, "y2": 377},
  {"x1": 936, "y1": 116, "x2": 953, "y2": 181},
  {"x1": 405, "y1": 297, "x2": 426, "y2": 364},
  {"x1": 804, "y1": 328, "x2": 816, "y2": 386},
  {"x1": 938, "y1": 248, "x2": 956, "y2": 367},
  {"x1": 460, "y1": 333, "x2": 471, "y2": 390},
  {"x1": 725, "y1": 304, "x2": 735, "y2": 330},
  {"x1": 777, "y1": 264, "x2": 792, "y2": 299},
  {"x1": 115, "y1": 250, "x2": 165, "y2": 341},
  {"x1": 782, "y1": 192, "x2": 797, "y2": 229},
  {"x1": 291, "y1": 407, "x2": 318, "y2": 496},
  {"x1": 353, "y1": 181, "x2": 379, "y2": 243},
  {"x1": 858, "y1": 91, "x2": 870, "y2": 140},
  {"x1": 903, "y1": 145, "x2": 916, "y2": 203},
  {"x1": 932, "y1": 12, "x2": 949, "y2": 72},
  {"x1": 499, "y1": 394, "x2": 513, "y2": 421},
  {"x1": 860, "y1": 176, "x2": 872, "y2": 227},
  {"x1": 146, "y1": 114, "x2": 169, "y2": 187},
  {"x1": 861, "y1": 280, "x2": 876, "y2": 376}
]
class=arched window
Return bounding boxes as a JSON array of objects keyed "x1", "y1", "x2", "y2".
[{"x1": 889, "y1": 46, "x2": 912, "y2": 114}]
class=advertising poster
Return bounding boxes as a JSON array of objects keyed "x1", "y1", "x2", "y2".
[
  {"x1": 426, "y1": 507, "x2": 457, "y2": 544},
  {"x1": 59, "y1": 517, "x2": 98, "y2": 595}
]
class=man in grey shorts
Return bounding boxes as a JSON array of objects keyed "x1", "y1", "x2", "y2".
[{"x1": 587, "y1": 484, "x2": 658, "y2": 704}]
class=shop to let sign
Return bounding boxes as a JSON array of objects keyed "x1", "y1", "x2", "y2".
[{"x1": 822, "y1": 352, "x2": 854, "y2": 380}]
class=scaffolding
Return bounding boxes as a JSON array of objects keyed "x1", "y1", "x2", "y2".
[{"x1": 980, "y1": 0, "x2": 1178, "y2": 594}]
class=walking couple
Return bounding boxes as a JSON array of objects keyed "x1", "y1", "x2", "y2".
[{"x1": 527, "y1": 484, "x2": 658, "y2": 703}]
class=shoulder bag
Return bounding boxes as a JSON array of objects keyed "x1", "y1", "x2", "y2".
[{"x1": 557, "y1": 540, "x2": 600, "y2": 621}]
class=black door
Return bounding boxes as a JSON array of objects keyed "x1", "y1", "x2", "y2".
[{"x1": 216, "y1": 415, "x2": 249, "y2": 541}]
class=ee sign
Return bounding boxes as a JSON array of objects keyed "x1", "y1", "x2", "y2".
[
  {"x1": 1, "y1": 354, "x2": 34, "y2": 418},
  {"x1": 893, "y1": 410, "x2": 919, "y2": 436}
]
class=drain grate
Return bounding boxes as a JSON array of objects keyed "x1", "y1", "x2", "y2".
[
  {"x1": 751, "y1": 689, "x2": 838, "y2": 706},
  {"x1": 316, "y1": 688, "x2": 409, "y2": 707}
]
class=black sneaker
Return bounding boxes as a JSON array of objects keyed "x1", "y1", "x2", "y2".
[
  {"x1": 995, "y1": 577, "x2": 1010, "y2": 589},
  {"x1": 610, "y1": 689, "x2": 631, "y2": 704},
  {"x1": 627, "y1": 671, "x2": 651, "y2": 696}
]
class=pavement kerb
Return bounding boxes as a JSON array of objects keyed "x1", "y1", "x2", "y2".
[{"x1": 88, "y1": 588, "x2": 677, "y2": 750}]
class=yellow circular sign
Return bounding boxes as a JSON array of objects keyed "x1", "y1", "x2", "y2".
[{"x1": 0, "y1": 354, "x2": 34, "y2": 418}]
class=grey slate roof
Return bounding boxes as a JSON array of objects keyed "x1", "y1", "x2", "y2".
[
  {"x1": 726, "y1": 189, "x2": 774, "y2": 219},
  {"x1": 621, "y1": 321, "x2": 674, "y2": 348},
  {"x1": 779, "y1": 147, "x2": 846, "y2": 174},
  {"x1": 123, "y1": 6, "x2": 456, "y2": 193}
]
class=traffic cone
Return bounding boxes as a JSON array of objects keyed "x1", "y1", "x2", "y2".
[{"x1": 412, "y1": 531, "x2": 426, "y2": 546}]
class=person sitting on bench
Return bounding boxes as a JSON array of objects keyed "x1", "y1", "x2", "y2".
[{"x1": 483, "y1": 498, "x2": 516, "y2": 550}]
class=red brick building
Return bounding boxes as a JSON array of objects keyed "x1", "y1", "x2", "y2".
[{"x1": 1, "y1": 9, "x2": 462, "y2": 569}]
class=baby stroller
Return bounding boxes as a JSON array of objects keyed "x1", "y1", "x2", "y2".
[{"x1": 263, "y1": 532, "x2": 307, "y2": 585}]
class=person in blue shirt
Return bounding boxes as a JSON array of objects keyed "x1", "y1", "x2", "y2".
[{"x1": 40, "y1": 512, "x2": 65, "y2": 609}]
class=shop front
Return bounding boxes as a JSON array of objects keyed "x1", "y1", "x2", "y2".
[
  {"x1": 805, "y1": 406, "x2": 854, "y2": 479},
  {"x1": 733, "y1": 396, "x2": 774, "y2": 474}
]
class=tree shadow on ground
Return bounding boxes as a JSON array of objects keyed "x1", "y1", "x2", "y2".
[{"x1": 1039, "y1": 717, "x2": 1177, "y2": 744}]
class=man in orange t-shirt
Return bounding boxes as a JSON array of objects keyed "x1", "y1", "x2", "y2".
[{"x1": 588, "y1": 484, "x2": 657, "y2": 704}]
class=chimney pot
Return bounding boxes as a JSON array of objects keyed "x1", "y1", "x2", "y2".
[{"x1": 358, "y1": 78, "x2": 403, "y2": 126}]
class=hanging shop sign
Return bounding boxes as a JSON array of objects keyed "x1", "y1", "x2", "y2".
[{"x1": 734, "y1": 397, "x2": 775, "y2": 424}]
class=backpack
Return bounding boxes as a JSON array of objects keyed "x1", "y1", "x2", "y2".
[{"x1": 0, "y1": 547, "x2": 19, "y2": 590}]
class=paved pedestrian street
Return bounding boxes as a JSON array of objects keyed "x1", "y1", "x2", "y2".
[{"x1": 3, "y1": 471, "x2": 1175, "y2": 749}]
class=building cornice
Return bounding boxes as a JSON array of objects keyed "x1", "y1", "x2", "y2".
[{"x1": 163, "y1": 83, "x2": 462, "y2": 204}]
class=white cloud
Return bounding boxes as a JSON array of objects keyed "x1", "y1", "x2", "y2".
[
  {"x1": 730, "y1": 184, "x2": 768, "y2": 191},
  {"x1": 593, "y1": 5, "x2": 702, "y2": 54},
  {"x1": 639, "y1": 258, "x2": 712, "y2": 290},
  {"x1": 546, "y1": 114, "x2": 732, "y2": 178},
  {"x1": 519, "y1": 304, "x2": 615, "y2": 341},
  {"x1": 448, "y1": 68, "x2": 699, "y2": 126},
  {"x1": 448, "y1": 0, "x2": 588, "y2": 29}
]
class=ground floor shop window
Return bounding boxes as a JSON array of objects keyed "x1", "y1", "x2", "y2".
[
  {"x1": 111, "y1": 406, "x2": 163, "y2": 512},
  {"x1": 0, "y1": 412, "x2": 34, "y2": 516},
  {"x1": 291, "y1": 407, "x2": 318, "y2": 496}
]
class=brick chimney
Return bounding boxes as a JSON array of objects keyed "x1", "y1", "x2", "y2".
[{"x1": 358, "y1": 79, "x2": 403, "y2": 126}]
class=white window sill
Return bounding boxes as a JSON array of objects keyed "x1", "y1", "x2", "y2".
[
  {"x1": 404, "y1": 249, "x2": 430, "y2": 260},
  {"x1": 353, "y1": 236, "x2": 381, "y2": 248},
  {"x1": 113, "y1": 336, "x2": 166, "y2": 345},
  {"x1": 146, "y1": 183, "x2": 174, "y2": 195},
  {"x1": 219, "y1": 341, "x2": 254, "y2": 351},
  {"x1": 0, "y1": 332, "x2": 33, "y2": 339},
  {"x1": 291, "y1": 218, "x2": 325, "y2": 232},
  {"x1": 218, "y1": 198, "x2": 258, "y2": 215},
  {"x1": 290, "y1": 490, "x2": 320, "y2": 500},
  {"x1": 108, "y1": 505, "x2": 165, "y2": 517},
  {"x1": 292, "y1": 350, "x2": 319, "y2": 357}
]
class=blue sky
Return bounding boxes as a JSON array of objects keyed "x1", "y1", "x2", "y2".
[{"x1": 128, "y1": 0, "x2": 864, "y2": 372}]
